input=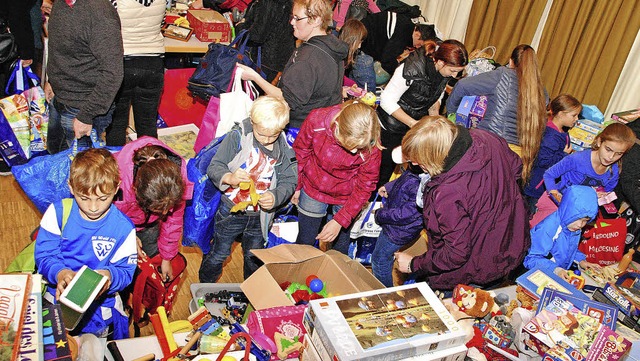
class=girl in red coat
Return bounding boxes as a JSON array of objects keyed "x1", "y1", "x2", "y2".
[{"x1": 292, "y1": 100, "x2": 382, "y2": 254}]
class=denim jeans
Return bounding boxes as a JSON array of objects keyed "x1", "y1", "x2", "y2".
[
  {"x1": 106, "y1": 56, "x2": 164, "y2": 146},
  {"x1": 371, "y1": 230, "x2": 402, "y2": 287},
  {"x1": 47, "y1": 97, "x2": 115, "y2": 154},
  {"x1": 295, "y1": 188, "x2": 351, "y2": 255},
  {"x1": 349, "y1": 52, "x2": 376, "y2": 92},
  {"x1": 198, "y1": 202, "x2": 264, "y2": 283}
]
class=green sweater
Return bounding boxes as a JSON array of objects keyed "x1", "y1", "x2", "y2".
[{"x1": 48, "y1": 0, "x2": 124, "y2": 124}]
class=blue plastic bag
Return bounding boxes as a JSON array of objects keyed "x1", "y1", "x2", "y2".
[
  {"x1": 11, "y1": 130, "x2": 114, "y2": 213},
  {"x1": 266, "y1": 204, "x2": 298, "y2": 248},
  {"x1": 182, "y1": 132, "x2": 237, "y2": 254},
  {"x1": 580, "y1": 104, "x2": 604, "y2": 124},
  {"x1": 5, "y1": 60, "x2": 40, "y2": 96}
]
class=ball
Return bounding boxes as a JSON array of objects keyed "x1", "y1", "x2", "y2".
[
  {"x1": 220, "y1": 356, "x2": 237, "y2": 361},
  {"x1": 309, "y1": 278, "x2": 324, "y2": 293},
  {"x1": 306, "y1": 275, "x2": 318, "y2": 287}
]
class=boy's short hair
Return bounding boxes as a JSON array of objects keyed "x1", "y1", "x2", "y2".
[
  {"x1": 69, "y1": 148, "x2": 120, "y2": 196},
  {"x1": 134, "y1": 158, "x2": 185, "y2": 216},
  {"x1": 250, "y1": 96, "x2": 290, "y2": 132}
]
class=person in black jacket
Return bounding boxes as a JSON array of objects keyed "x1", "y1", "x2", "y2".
[
  {"x1": 0, "y1": 0, "x2": 36, "y2": 66},
  {"x1": 617, "y1": 115, "x2": 640, "y2": 213}
]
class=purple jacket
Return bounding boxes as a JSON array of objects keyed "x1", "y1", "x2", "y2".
[
  {"x1": 412, "y1": 128, "x2": 530, "y2": 290},
  {"x1": 374, "y1": 169, "x2": 423, "y2": 245}
]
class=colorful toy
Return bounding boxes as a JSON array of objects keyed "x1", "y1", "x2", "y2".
[
  {"x1": 567, "y1": 270, "x2": 585, "y2": 290},
  {"x1": 309, "y1": 278, "x2": 324, "y2": 293},
  {"x1": 306, "y1": 275, "x2": 318, "y2": 287},
  {"x1": 452, "y1": 284, "x2": 499, "y2": 319}
]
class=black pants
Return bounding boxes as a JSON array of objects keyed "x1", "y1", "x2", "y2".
[{"x1": 107, "y1": 56, "x2": 164, "y2": 146}]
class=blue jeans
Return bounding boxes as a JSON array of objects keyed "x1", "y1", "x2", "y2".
[
  {"x1": 349, "y1": 52, "x2": 376, "y2": 92},
  {"x1": 371, "y1": 230, "x2": 402, "y2": 287},
  {"x1": 47, "y1": 97, "x2": 114, "y2": 154},
  {"x1": 295, "y1": 188, "x2": 351, "y2": 255},
  {"x1": 106, "y1": 56, "x2": 164, "y2": 146},
  {"x1": 198, "y1": 202, "x2": 264, "y2": 283}
]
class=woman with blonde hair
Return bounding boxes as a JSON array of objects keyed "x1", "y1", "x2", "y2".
[
  {"x1": 447, "y1": 44, "x2": 547, "y2": 183},
  {"x1": 394, "y1": 116, "x2": 529, "y2": 291},
  {"x1": 292, "y1": 100, "x2": 382, "y2": 254}
]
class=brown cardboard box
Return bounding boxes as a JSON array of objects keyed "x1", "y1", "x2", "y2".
[
  {"x1": 241, "y1": 244, "x2": 384, "y2": 310},
  {"x1": 186, "y1": 9, "x2": 231, "y2": 43}
]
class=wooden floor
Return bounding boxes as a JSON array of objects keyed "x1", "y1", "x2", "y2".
[{"x1": 0, "y1": 173, "x2": 245, "y2": 337}]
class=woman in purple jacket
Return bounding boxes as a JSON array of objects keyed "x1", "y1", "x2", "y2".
[{"x1": 394, "y1": 116, "x2": 530, "y2": 291}]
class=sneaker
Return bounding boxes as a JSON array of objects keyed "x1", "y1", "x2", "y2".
[{"x1": 0, "y1": 158, "x2": 11, "y2": 176}]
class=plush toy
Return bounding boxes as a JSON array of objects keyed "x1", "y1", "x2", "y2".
[
  {"x1": 274, "y1": 332, "x2": 303, "y2": 360},
  {"x1": 452, "y1": 284, "x2": 500, "y2": 319},
  {"x1": 515, "y1": 285, "x2": 537, "y2": 310}
]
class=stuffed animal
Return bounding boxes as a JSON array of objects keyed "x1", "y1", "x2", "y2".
[
  {"x1": 452, "y1": 284, "x2": 500, "y2": 319},
  {"x1": 515, "y1": 285, "x2": 536, "y2": 310}
]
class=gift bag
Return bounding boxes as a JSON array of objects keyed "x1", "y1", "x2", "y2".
[
  {"x1": 246, "y1": 305, "x2": 307, "y2": 360},
  {"x1": 158, "y1": 68, "x2": 207, "y2": 128},
  {"x1": 194, "y1": 96, "x2": 221, "y2": 153},
  {"x1": 465, "y1": 46, "x2": 497, "y2": 77},
  {"x1": 11, "y1": 130, "x2": 108, "y2": 213},
  {"x1": 350, "y1": 198, "x2": 382, "y2": 239},
  {"x1": 579, "y1": 214, "x2": 627, "y2": 266},
  {"x1": 23, "y1": 86, "x2": 48, "y2": 157},
  {"x1": 188, "y1": 30, "x2": 265, "y2": 101}
]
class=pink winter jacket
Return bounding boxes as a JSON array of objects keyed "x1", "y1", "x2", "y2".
[
  {"x1": 333, "y1": 0, "x2": 380, "y2": 29},
  {"x1": 114, "y1": 137, "x2": 193, "y2": 261},
  {"x1": 293, "y1": 104, "x2": 381, "y2": 228}
]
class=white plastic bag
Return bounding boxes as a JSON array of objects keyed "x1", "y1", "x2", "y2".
[{"x1": 215, "y1": 67, "x2": 258, "y2": 138}]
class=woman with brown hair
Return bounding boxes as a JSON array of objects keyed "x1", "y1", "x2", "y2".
[
  {"x1": 447, "y1": 44, "x2": 547, "y2": 183},
  {"x1": 339, "y1": 19, "x2": 376, "y2": 91},
  {"x1": 377, "y1": 39, "x2": 468, "y2": 187}
]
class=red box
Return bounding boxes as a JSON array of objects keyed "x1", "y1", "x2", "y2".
[{"x1": 186, "y1": 10, "x2": 231, "y2": 43}]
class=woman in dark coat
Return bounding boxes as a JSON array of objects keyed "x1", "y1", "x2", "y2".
[{"x1": 394, "y1": 116, "x2": 530, "y2": 291}]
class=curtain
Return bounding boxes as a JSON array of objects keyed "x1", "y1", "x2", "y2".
[
  {"x1": 537, "y1": 0, "x2": 640, "y2": 113},
  {"x1": 605, "y1": 30, "x2": 640, "y2": 119},
  {"x1": 464, "y1": 0, "x2": 547, "y2": 64},
  {"x1": 409, "y1": 0, "x2": 473, "y2": 41}
]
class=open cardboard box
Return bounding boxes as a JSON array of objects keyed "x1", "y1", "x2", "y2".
[{"x1": 241, "y1": 244, "x2": 384, "y2": 310}]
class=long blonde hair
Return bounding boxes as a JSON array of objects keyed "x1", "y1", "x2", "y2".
[
  {"x1": 333, "y1": 100, "x2": 382, "y2": 152},
  {"x1": 512, "y1": 44, "x2": 546, "y2": 183}
]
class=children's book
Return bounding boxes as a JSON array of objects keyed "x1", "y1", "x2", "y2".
[
  {"x1": 18, "y1": 274, "x2": 43, "y2": 361},
  {"x1": 515, "y1": 268, "x2": 589, "y2": 300},
  {"x1": 523, "y1": 295, "x2": 631, "y2": 360},
  {"x1": 537, "y1": 286, "x2": 618, "y2": 330},
  {"x1": 58, "y1": 265, "x2": 107, "y2": 331},
  {"x1": 41, "y1": 299, "x2": 72, "y2": 361},
  {"x1": 0, "y1": 273, "x2": 32, "y2": 361}
]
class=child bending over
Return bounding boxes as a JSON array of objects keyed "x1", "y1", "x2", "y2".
[
  {"x1": 35, "y1": 148, "x2": 137, "y2": 339},
  {"x1": 199, "y1": 96, "x2": 298, "y2": 282}
]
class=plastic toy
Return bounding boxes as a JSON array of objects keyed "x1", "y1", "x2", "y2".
[
  {"x1": 309, "y1": 278, "x2": 324, "y2": 293},
  {"x1": 306, "y1": 275, "x2": 318, "y2": 287},
  {"x1": 567, "y1": 270, "x2": 585, "y2": 290}
]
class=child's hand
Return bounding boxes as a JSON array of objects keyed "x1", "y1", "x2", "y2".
[
  {"x1": 554, "y1": 267, "x2": 570, "y2": 281},
  {"x1": 223, "y1": 169, "x2": 251, "y2": 187},
  {"x1": 549, "y1": 190, "x2": 562, "y2": 203},
  {"x1": 596, "y1": 191, "x2": 607, "y2": 199},
  {"x1": 258, "y1": 191, "x2": 275, "y2": 210},
  {"x1": 378, "y1": 186, "x2": 388, "y2": 198},
  {"x1": 563, "y1": 143, "x2": 573, "y2": 154},
  {"x1": 56, "y1": 269, "x2": 76, "y2": 299},
  {"x1": 160, "y1": 259, "x2": 173, "y2": 282},
  {"x1": 95, "y1": 269, "x2": 112, "y2": 296},
  {"x1": 579, "y1": 260, "x2": 601, "y2": 272},
  {"x1": 136, "y1": 237, "x2": 147, "y2": 261},
  {"x1": 394, "y1": 252, "x2": 414, "y2": 274},
  {"x1": 317, "y1": 219, "x2": 342, "y2": 244},
  {"x1": 291, "y1": 190, "x2": 300, "y2": 205}
]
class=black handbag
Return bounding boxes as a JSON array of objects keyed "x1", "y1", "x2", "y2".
[
  {"x1": 0, "y1": 18, "x2": 17, "y2": 65},
  {"x1": 188, "y1": 29, "x2": 265, "y2": 100}
]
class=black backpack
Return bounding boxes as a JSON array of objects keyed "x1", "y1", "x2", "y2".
[{"x1": 0, "y1": 17, "x2": 17, "y2": 65}]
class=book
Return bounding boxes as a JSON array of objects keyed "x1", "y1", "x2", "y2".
[
  {"x1": 0, "y1": 273, "x2": 32, "y2": 361},
  {"x1": 18, "y1": 274, "x2": 43, "y2": 361},
  {"x1": 523, "y1": 295, "x2": 631, "y2": 360},
  {"x1": 611, "y1": 109, "x2": 640, "y2": 124},
  {"x1": 515, "y1": 268, "x2": 589, "y2": 300},
  {"x1": 537, "y1": 286, "x2": 618, "y2": 330},
  {"x1": 41, "y1": 299, "x2": 72, "y2": 361},
  {"x1": 58, "y1": 266, "x2": 107, "y2": 331}
]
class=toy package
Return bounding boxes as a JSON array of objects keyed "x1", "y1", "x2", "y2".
[{"x1": 537, "y1": 287, "x2": 618, "y2": 330}]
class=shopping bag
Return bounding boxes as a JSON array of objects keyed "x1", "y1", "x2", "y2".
[
  {"x1": 0, "y1": 95, "x2": 29, "y2": 166},
  {"x1": 194, "y1": 96, "x2": 221, "y2": 153},
  {"x1": 5, "y1": 60, "x2": 40, "y2": 96},
  {"x1": 216, "y1": 67, "x2": 257, "y2": 138},
  {"x1": 11, "y1": 130, "x2": 110, "y2": 213},
  {"x1": 579, "y1": 214, "x2": 627, "y2": 266},
  {"x1": 246, "y1": 305, "x2": 306, "y2": 360},
  {"x1": 266, "y1": 204, "x2": 298, "y2": 248},
  {"x1": 158, "y1": 68, "x2": 207, "y2": 128},
  {"x1": 188, "y1": 29, "x2": 265, "y2": 101},
  {"x1": 23, "y1": 86, "x2": 48, "y2": 157},
  {"x1": 465, "y1": 46, "x2": 497, "y2": 77},
  {"x1": 348, "y1": 236, "x2": 377, "y2": 265},
  {"x1": 350, "y1": 197, "x2": 383, "y2": 239}
]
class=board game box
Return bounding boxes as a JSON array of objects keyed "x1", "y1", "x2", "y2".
[
  {"x1": 0, "y1": 273, "x2": 32, "y2": 361},
  {"x1": 537, "y1": 286, "x2": 618, "y2": 330},
  {"x1": 516, "y1": 268, "x2": 589, "y2": 300},
  {"x1": 304, "y1": 282, "x2": 466, "y2": 361}
]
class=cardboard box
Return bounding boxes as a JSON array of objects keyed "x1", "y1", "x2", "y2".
[
  {"x1": 569, "y1": 118, "x2": 603, "y2": 151},
  {"x1": 305, "y1": 283, "x2": 467, "y2": 361},
  {"x1": 186, "y1": 10, "x2": 231, "y2": 43},
  {"x1": 241, "y1": 244, "x2": 384, "y2": 310},
  {"x1": 455, "y1": 95, "x2": 487, "y2": 129},
  {"x1": 189, "y1": 283, "x2": 246, "y2": 317}
]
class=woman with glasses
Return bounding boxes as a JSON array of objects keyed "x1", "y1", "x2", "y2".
[
  {"x1": 376, "y1": 39, "x2": 468, "y2": 188},
  {"x1": 237, "y1": 0, "x2": 348, "y2": 130}
]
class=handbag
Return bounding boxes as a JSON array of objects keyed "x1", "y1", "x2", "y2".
[
  {"x1": 188, "y1": 29, "x2": 265, "y2": 101},
  {"x1": 0, "y1": 30, "x2": 16, "y2": 66},
  {"x1": 578, "y1": 213, "x2": 627, "y2": 267},
  {"x1": 158, "y1": 68, "x2": 207, "y2": 128},
  {"x1": 11, "y1": 130, "x2": 110, "y2": 213},
  {"x1": 194, "y1": 66, "x2": 257, "y2": 152}
]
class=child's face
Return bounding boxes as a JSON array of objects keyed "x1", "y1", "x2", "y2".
[
  {"x1": 594, "y1": 139, "x2": 627, "y2": 167},
  {"x1": 252, "y1": 122, "x2": 281, "y2": 147},
  {"x1": 72, "y1": 188, "x2": 117, "y2": 221},
  {"x1": 555, "y1": 107, "x2": 580, "y2": 128},
  {"x1": 567, "y1": 217, "x2": 590, "y2": 231}
]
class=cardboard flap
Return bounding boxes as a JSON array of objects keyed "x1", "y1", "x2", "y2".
[
  {"x1": 251, "y1": 244, "x2": 325, "y2": 264},
  {"x1": 326, "y1": 250, "x2": 384, "y2": 289},
  {"x1": 241, "y1": 267, "x2": 291, "y2": 310},
  {"x1": 187, "y1": 9, "x2": 227, "y2": 22}
]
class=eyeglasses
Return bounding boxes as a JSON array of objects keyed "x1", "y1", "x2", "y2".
[{"x1": 290, "y1": 15, "x2": 310, "y2": 22}]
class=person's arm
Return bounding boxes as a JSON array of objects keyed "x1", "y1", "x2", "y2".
[
  {"x1": 292, "y1": 114, "x2": 317, "y2": 190},
  {"x1": 537, "y1": 134, "x2": 569, "y2": 168},
  {"x1": 237, "y1": 63, "x2": 282, "y2": 98},
  {"x1": 379, "y1": 65, "x2": 417, "y2": 127},
  {"x1": 207, "y1": 130, "x2": 243, "y2": 191},
  {"x1": 523, "y1": 226, "x2": 561, "y2": 275},
  {"x1": 543, "y1": 152, "x2": 576, "y2": 193},
  {"x1": 446, "y1": 70, "x2": 499, "y2": 115},
  {"x1": 34, "y1": 204, "x2": 67, "y2": 286},
  {"x1": 619, "y1": 147, "x2": 640, "y2": 211},
  {"x1": 333, "y1": 149, "x2": 382, "y2": 228},
  {"x1": 155, "y1": 199, "x2": 186, "y2": 262},
  {"x1": 102, "y1": 228, "x2": 137, "y2": 293},
  {"x1": 270, "y1": 146, "x2": 298, "y2": 208},
  {"x1": 76, "y1": 3, "x2": 123, "y2": 125},
  {"x1": 375, "y1": 199, "x2": 422, "y2": 226}
]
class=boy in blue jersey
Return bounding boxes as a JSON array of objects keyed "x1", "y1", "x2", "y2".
[{"x1": 35, "y1": 148, "x2": 137, "y2": 339}]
